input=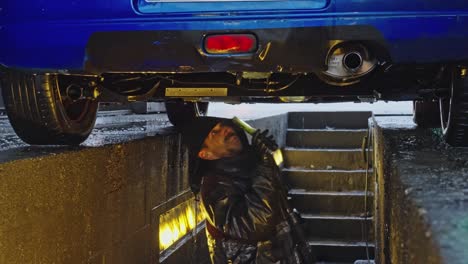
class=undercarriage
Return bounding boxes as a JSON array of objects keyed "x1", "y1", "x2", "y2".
[{"x1": 1, "y1": 56, "x2": 467, "y2": 146}]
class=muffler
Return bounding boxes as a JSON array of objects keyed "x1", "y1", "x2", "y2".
[{"x1": 319, "y1": 42, "x2": 377, "y2": 86}]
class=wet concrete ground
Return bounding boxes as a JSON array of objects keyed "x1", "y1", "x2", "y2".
[
  {"x1": 0, "y1": 110, "x2": 173, "y2": 152},
  {"x1": 0, "y1": 110, "x2": 179, "y2": 164},
  {"x1": 0, "y1": 101, "x2": 411, "y2": 153}
]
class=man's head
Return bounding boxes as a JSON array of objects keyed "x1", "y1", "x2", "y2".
[
  {"x1": 181, "y1": 117, "x2": 247, "y2": 161},
  {"x1": 198, "y1": 121, "x2": 244, "y2": 160},
  {"x1": 181, "y1": 117, "x2": 249, "y2": 193}
]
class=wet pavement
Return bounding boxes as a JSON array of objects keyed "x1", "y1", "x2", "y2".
[
  {"x1": 0, "y1": 110, "x2": 177, "y2": 164},
  {"x1": 0, "y1": 101, "x2": 411, "y2": 154},
  {"x1": 0, "y1": 110, "x2": 173, "y2": 152}
]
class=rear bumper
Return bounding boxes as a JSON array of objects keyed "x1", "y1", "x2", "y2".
[{"x1": 2, "y1": 13, "x2": 468, "y2": 72}]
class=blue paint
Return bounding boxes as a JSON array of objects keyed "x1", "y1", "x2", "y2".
[
  {"x1": 137, "y1": 0, "x2": 329, "y2": 14},
  {"x1": 1, "y1": 0, "x2": 468, "y2": 71}
]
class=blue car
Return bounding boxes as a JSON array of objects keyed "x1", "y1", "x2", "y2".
[{"x1": 1, "y1": 0, "x2": 468, "y2": 146}]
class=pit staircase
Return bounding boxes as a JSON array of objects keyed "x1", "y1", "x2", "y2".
[{"x1": 283, "y1": 112, "x2": 375, "y2": 264}]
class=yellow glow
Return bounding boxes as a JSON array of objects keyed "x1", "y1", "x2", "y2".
[
  {"x1": 273, "y1": 149, "x2": 284, "y2": 166},
  {"x1": 186, "y1": 207, "x2": 196, "y2": 228},
  {"x1": 159, "y1": 224, "x2": 174, "y2": 248},
  {"x1": 159, "y1": 198, "x2": 206, "y2": 252},
  {"x1": 461, "y1": 68, "x2": 467, "y2": 77}
]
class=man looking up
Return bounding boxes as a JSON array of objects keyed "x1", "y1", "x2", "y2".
[{"x1": 182, "y1": 117, "x2": 311, "y2": 264}]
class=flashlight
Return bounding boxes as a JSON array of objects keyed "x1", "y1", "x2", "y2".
[{"x1": 232, "y1": 116, "x2": 284, "y2": 167}]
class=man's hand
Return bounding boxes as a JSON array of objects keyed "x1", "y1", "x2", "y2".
[{"x1": 252, "y1": 129, "x2": 278, "y2": 156}]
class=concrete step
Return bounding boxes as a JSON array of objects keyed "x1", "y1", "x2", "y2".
[
  {"x1": 286, "y1": 111, "x2": 375, "y2": 264},
  {"x1": 309, "y1": 239, "x2": 375, "y2": 263},
  {"x1": 284, "y1": 148, "x2": 369, "y2": 170},
  {"x1": 289, "y1": 190, "x2": 373, "y2": 216},
  {"x1": 286, "y1": 129, "x2": 367, "y2": 149},
  {"x1": 283, "y1": 169, "x2": 373, "y2": 192},
  {"x1": 288, "y1": 112, "x2": 372, "y2": 130},
  {"x1": 301, "y1": 214, "x2": 374, "y2": 242}
]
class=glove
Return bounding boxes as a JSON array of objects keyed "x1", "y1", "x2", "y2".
[{"x1": 252, "y1": 129, "x2": 279, "y2": 157}]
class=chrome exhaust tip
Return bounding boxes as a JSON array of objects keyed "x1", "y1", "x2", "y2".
[
  {"x1": 319, "y1": 42, "x2": 377, "y2": 86},
  {"x1": 343, "y1": 51, "x2": 364, "y2": 72}
]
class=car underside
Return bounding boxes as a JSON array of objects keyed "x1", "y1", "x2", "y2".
[{"x1": 1, "y1": 0, "x2": 468, "y2": 146}]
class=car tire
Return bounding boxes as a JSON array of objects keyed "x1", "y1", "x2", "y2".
[
  {"x1": 165, "y1": 100, "x2": 209, "y2": 127},
  {"x1": 1, "y1": 71, "x2": 99, "y2": 145},
  {"x1": 439, "y1": 67, "x2": 468, "y2": 147},
  {"x1": 412, "y1": 100, "x2": 440, "y2": 128}
]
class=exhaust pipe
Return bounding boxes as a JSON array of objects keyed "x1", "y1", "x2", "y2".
[
  {"x1": 319, "y1": 42, "x2": 377, "y2": 86},
  {"x1": 343, "y1": 51, "x2": 364, "y2": 72}
]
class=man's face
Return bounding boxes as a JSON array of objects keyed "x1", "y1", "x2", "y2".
[{"x1": 198, "y1": 122, "x2": 244, "y2": 160}]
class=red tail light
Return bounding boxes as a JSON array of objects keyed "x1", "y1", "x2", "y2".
[{"x1": 204, "y1": 34, "x2": 257, "y2": 54}]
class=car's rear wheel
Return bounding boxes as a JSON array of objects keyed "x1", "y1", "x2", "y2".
[
  {"x1": 412, "y1": 100, "x2": 440, "y2": 128},
  {"x1": 439, "y1": 67, "x2": 468, "y2": 147},
  {"x1": 165, "y1": 100, "x2": 209, "y2": 127},
  {"x1": 1, "y1": 71, "x2": 99, "y2": 145}
]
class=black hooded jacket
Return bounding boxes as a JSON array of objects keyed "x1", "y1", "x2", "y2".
[{"x1": 199, "y1": 148, "x2": 301, "y2": 264}]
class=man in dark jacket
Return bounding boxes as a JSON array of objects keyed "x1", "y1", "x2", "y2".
[{"x1": 182, "y1": 117, "x2": 308, "y2": 264}]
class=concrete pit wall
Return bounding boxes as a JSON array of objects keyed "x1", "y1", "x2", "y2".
[
  {"x1": 0, "y1": 135, "x2": 192, "y2": 264},
  {"x1": 373, "y1": 122, "x2": 442, "y2": 264},
  {"x1": 372, "y1": 115, "x2": 468, "y2": 264},
  {"x1": 0, "y1": 113, "x2": 288, "y2": 264}
]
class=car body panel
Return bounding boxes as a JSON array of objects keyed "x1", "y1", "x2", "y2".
[
  {"x1": 136, "y1": 0, "x2": 329, "y2": 14},
  {"x1": 1, "y1": 0, "x2": 468, "y2": 72}
]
